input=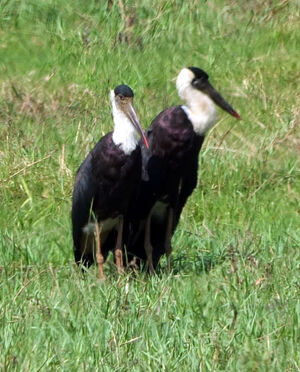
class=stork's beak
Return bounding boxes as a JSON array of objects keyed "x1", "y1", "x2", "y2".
[
  {"x1": 125, "y1": 103, "x2": 149, "y2": 148},
  {"x1": 204, "y1": 82, "x2": 241, "y2": 120}
]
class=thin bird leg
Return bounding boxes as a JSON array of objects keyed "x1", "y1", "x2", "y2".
[
  {"x1": 114, "y1": 215, "x2": 124, "y2": 274},
  {"x1": 145, "y1": 214, "x2": 155, "y2": 273},
  {"x1": 165, "y1": 207, "x2": 174, "y2": 271},
  {"x1": 95, "y1": 222, "x2": 105, "y2": 279}
]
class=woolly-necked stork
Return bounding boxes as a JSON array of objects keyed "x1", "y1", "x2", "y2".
[
  {"x1": 72, "y1": 85, "x2": 149, "y2": 278},
  {"x1": 127, "y1": 67, "x2": 241, "y2": 272}
]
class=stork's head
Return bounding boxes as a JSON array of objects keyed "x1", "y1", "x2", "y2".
[
  {"x1": 111, "y1": 85, "x2": 149, "y2": 148},
  {"x1": 176, "y1": 67, "x2": 241, "y2": 120}
]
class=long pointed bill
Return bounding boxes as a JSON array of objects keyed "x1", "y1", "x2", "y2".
[
  {"x1": 204, "y1": 82, "x2": 241, "y2": 120},
  {"x1": 126, "y1": 104, "x2": 149, "y2": 148}
]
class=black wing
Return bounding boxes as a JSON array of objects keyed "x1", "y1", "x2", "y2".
[
  {"x1": 127, "y1": 106, "x2": 204, "y2": 267},
  {"x1": 72, "y1": 132, "x2": 142, "y2": 264},
  {"x1": 71, "y1": 152, "x2": 98, "y2": 263},
  {"x1": 173, "y1": 135, "x2": 204, "y2": 230}
]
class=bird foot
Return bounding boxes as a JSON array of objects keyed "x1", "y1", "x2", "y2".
[
  {"x1": 147, "y1": 260, "x2": 155, "y2": 274},
  {"x1": 97, "y1": 262, "x2": 105, "y2": 280},
  {"x1": 115, "y1": 248, "x2": 124, "y2": 274}
]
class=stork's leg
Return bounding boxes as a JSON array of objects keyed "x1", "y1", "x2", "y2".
[
  {"x1": 95, "y1": 222, "x2": 105, "y2": 279},
  {"x1": 145, "y1": 214, "x2": 154, "y2": 273},
  {"x1": 114, "y1": 215, "x2": 124, "y2": 274},
  {"x1": 165, "y1": 208, "x2": 174, "y2": 271}
]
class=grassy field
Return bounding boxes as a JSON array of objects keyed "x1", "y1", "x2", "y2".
[{"x1": 1, "y1": 0, "x2": 299, "y2": 370}]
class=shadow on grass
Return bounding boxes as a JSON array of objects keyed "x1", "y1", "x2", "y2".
[{"x1": 164, "y1": 251, "x2": 226, "y2": 276}]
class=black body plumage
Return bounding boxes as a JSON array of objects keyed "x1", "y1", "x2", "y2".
[
  {"x1": 127, "y1": 66, "x2": 240, "y2": 271},
  {"x1": 72, "y1": 132, "x2": 141, "y2": 266},
  {"x1": 127, "y1": 106, "x2": 204, "y2": 268}
]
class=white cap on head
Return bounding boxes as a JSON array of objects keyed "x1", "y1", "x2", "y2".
[{"x1": 176, "y1": 68, "x2": 196, "y2": 100}]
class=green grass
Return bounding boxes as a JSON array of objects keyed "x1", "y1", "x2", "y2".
[{"x1": 1, "y1": 0, "x2": 299, "y2": 370}]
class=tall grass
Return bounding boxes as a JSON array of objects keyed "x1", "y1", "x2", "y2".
[{"x1": 0, "y1": 0, "x2": 299, "y2": 370}]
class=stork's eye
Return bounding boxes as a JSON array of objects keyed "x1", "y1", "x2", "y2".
[
  {"x1": 192, "y1": 77, "x2": 207, "y2": 89},
  {"x1": 195, "y1": 77, "x2": 204, "y2": 83},
  {"x1": 119, "y1": 94, "x2": 125, "y2": 100}
]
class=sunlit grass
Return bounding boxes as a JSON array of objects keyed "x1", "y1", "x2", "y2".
[{"x1": 0, "y1": 0, "x2": 299, "y2": 370}]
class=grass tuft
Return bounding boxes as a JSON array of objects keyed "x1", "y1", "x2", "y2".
[{"x1": 0, "y1": 0, "x2": 299, "y2": 370}]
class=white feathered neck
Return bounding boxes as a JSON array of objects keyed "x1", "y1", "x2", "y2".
[
  {"x1": 111, "y1": 91, "x2": 139, "y2": 155},
  {"x1": 176, "y1": 68, "x2": 217, "y2": 135}
]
